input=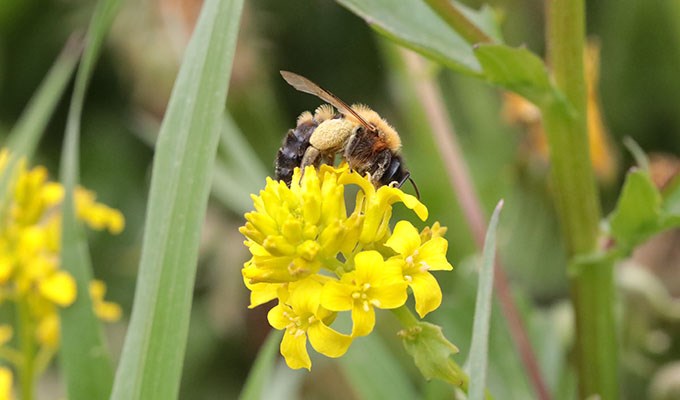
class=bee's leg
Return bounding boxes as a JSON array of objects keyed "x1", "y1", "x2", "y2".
[
  {"x1": 299, "y1": 146, "x2": 321, "y2": 182},
  {"x1": 368, "y1": 150, "x2": 392, "y2": 186}
]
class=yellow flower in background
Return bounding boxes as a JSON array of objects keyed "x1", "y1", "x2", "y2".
[
  {"x1": 0, "y1": 367, "x2": 13, "y2": 400},
  {"x1": 0, "y1": 149, "x2": 124, "y2": 391},
  {"x1": 241, "y1": 165, "x2": 454, "y2": 370}
]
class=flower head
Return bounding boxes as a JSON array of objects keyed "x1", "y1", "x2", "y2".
[
  {"x1": 0, "y1": 149, "x2": 124, "y2": 389},
  {"x1": 241, "y1": 165, "x2": 453, "y2": 369},
  {"x1": 386, "y1": 221, "x2": 453, "y2": 318}
]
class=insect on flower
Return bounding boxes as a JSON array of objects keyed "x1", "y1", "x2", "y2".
[{"x1": 275, "y1": 71, "x2": 420, "y2": 198}]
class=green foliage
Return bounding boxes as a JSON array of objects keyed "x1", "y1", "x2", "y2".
[
  {"x1": 474, "y1": 44, "x2": 554, "y2": 105},
  {"x1": 400, "y1": 321, "x2": 462, "y2": 386},
  {"x1": 468, "y1": 200, "x2": 503, "y2": 400},
  {"x1": 110, "y1": 0, "x2": 244, "y2": 399},
  {"x1": 335, "y1": 0, "x2": 500, "y2": 75},
  {"x1": 58, "y1": 0, "x2": 122, "y2": 398},
  {"x1": 238, "y1": 330, "x2": 283, "y2": 400},
  {"x1": 606, "y1": 166, "x2": 680, "y2": 256},
  {"x1": 340, "y1": 334, "x2": 420, "y2": 399}
]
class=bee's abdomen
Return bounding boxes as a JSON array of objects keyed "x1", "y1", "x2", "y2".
[{"x1": 275, "y1": 120, "x2": 318, "y2": 185}]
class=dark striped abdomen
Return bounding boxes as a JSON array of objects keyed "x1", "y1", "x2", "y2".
[{"x1": 275, "y1": 120, "x2": 318, "y2": 185}]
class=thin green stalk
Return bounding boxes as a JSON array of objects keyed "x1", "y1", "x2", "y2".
[
  {"x1": 423, "y1": 0, "x2": 493, "y2": 44},
  {"x1": 544, "y1": 0, "x2": 618, "y2": 398},
  {"x1": 17, "y1": 298, "x2": 35, "y2": 400}
]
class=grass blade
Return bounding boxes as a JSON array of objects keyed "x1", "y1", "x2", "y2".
[
  {"x1": 110, "y1": 0, "x2": 244, "y2": 399},
  {"x1": 58, "y1": 0, "x2": 122, "y2": 399},
  {"x1": 0, "y1": 34, "x2": 82, "y2": 217},
  {"x1": 468, "y1": 199, "x2": 504, "y2": 400},
  {"x1": 239, "y1": 330, "x2": 283, "y2": 400}
]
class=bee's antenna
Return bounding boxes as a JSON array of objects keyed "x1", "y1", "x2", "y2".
[{"x1": 408, "y1": 177, "x2": 421, "y2": 200}]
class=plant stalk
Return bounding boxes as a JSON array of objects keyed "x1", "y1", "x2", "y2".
[
  {"x1": 423, "y1": 0, "x2": 494, "y2": 44},
  {"x1": 544, "y1": 0, "x2": 618, "y2": 398},
  {"x1": 17, "y1": 297, "x2": 35, "y2": 400}
]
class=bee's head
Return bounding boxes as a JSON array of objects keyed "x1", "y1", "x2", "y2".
[{"x1": 380, "y1": 155, "x2": 420, "y2": 199}]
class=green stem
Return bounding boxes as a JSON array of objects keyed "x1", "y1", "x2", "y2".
[
  {"x1": 544, "y1": 0, "x2": 618, "y2": 398},
  {"x1": 423, "y1": 0, "x2": 494, "y2": 44},
  {"x1": 17, "y1": 297, "x2": 36, "y2": 400}
]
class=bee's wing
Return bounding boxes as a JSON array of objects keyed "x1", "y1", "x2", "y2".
[{"x1": 280, "y1": 71, "x2": 375, "y2": 133}]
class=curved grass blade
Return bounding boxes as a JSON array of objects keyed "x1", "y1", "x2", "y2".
[
  {"x1": 0, "y1": 34, "x2": 82, "y2": 218},
  {"x1": 468, "y1": 200, "x2": 504, "y2": 400},
  {"x1": 239, "y1": 330, "x2": 283, "y2": 400},
  {"x1": 58, "y1": 0, "x2": 123, "y2": 399},
  {"x1": 110, "y1": 0, "x2": 245, "y2": 399}
]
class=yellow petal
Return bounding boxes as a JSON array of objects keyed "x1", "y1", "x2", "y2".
[
  {"x1": 385, "y1": 220, "x2": 421, "y2": 256},
  {"x1": 288, "y1": 279, "x2": 322, "y2": 315},
  {"x1": 0, "y1": 366, "x2": 13, "y2": 400},
  {"x1": 320, "y1": 280, "x2": 354, "y2": 312},
  {"x1": 353, "y1": 251, "x2": 384, "y2": 284},
  {"x1": 409, "y1": 272, "x2": 443, "y2": 318},
  {"x1": 370, "y1": 282, "x2": 408, "y2": 310},
  {"x1": 39, "y1": 272, "x2": 76, "y2": 307},
  {"x1": 267, "y1": 303, "x2": 292, "y2": 330},
  {"x1": 351, "y1": 303, "x2": 375, "y2": 337},
  {"x1": 280, "y1": 329, "x2": 311, "y2": 370},
  {"x1": 36, "y1": 313, "x2": 60, "y2": 348},
  {"x1": 417, "y1": 237, "x2": 453, "y2": 271},
  {"x1": 308, "y1": 320, "x2": 352, "y2": 358}
]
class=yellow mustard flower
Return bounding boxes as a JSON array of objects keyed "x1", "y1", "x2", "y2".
[
  {"x1": 90, "y1": 280, "x2": 122, "y2": 322},
  {"x1": 241, "y1": 165, "x2": 453, "y2": 370},
  {"x1": 321, "y1": 251, "x2": 408, "y2": 336},
  {"x1": 0, "y1": 150, "x2": 124, "y2": 395},
  {"x1": 385, "y1": 221, "x2": 453, "y2": 318},
  {"x1": 268, "y1": 279, "x2": 352, "y2": 370},
  {"x1": 0, "y1": 366, "x2": 13, "y2": 400}
]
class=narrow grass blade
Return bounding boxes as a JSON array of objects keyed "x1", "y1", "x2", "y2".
[
  {"x1": 6, "y1": 34, "x2": 82, "y2": 158},
  {"x1": 58, "y1": 0, "x2": 122, "y2": 399},
  {"x1": 0, "y1": 34, "x2": 82, "y2": 215},
  {"x1": 468, "y1": 199, "x2": 504, "y2": 400},
  {"x1": 239, "y1": 330, "x2": 283, "y2": 400},
  {"x1": 110, "y1": 0, "x2": 244, "y2": 399}
]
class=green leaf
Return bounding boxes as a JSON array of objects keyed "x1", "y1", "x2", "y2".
[
  {"x1": 468, "y1": 200, "x2": 504, "y2": 400},
  {"x1": 335, "y1": 0, "x2": 501, "y2": 76},
  {"x1": 212, "y1": 113, "x2": 268, "y2": 214},
  {"x1": 607, "y1": 169, "x2": 662, "y2": 251},
  {"x1": 400, "y1": 321, "x2": 462, "y2": 386},
  {"x1": 340, "y1": 333, "x2": 420, "y2": 399},
  {"x1": 58, "y1": 1, "x2": 122, "y2": 399},
  {"x1": 473, "y1": 44, "x2": 554, "y2": 105},
  {"x1": 0, "y1": 34, "x2": 82, "y2": 219},
  {"x1": 6, "y1": 34, "x2": 81, "y2": 158},
  {"x1": 239, "y1": 330, "x2": 283, "y2": 400},
  {"x1": 110, "y1": 0, "x2": 244, "y2": 399}
]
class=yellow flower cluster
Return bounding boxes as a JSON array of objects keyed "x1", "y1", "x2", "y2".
[
  {"x1": 0, "y1": 150, "x2": 123, "y2": 386},
  {"x1": 240, "y1": 165, "x2": 453, "y2": 370}
]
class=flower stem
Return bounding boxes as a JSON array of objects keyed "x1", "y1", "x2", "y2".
[
  {"x1": 544, "y1": 0, "x2": 618, "y2": 398},
  {"x1": 423, "y1": 0, "x2": 494, "y2": 44},
  {"x1": 17, "y1": 297, "x2": 36, "y2": 400}
]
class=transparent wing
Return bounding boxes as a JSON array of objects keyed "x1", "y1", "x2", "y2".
[{"x1": 280, "y1": 71, "x2": 374, "y2": 132}]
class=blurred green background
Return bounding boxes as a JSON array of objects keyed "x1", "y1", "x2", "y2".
[{"x1": 1, "y1": 0, "x2": 679, "y2": 398}]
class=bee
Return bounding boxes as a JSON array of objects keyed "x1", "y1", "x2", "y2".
[{"x1": 275, "y1": 71, "x2": 419, "y2": 198}]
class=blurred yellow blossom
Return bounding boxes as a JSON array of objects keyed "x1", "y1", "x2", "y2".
[
  {"x1": 241, "y1": 165, "x2": 452, "y2": 369},
  {"x1": 0, "y1": 367, "x2": 13, "y2": 400},
  {"x1": 0, "y1": 149, "x2": 124, "y2": 395}
]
